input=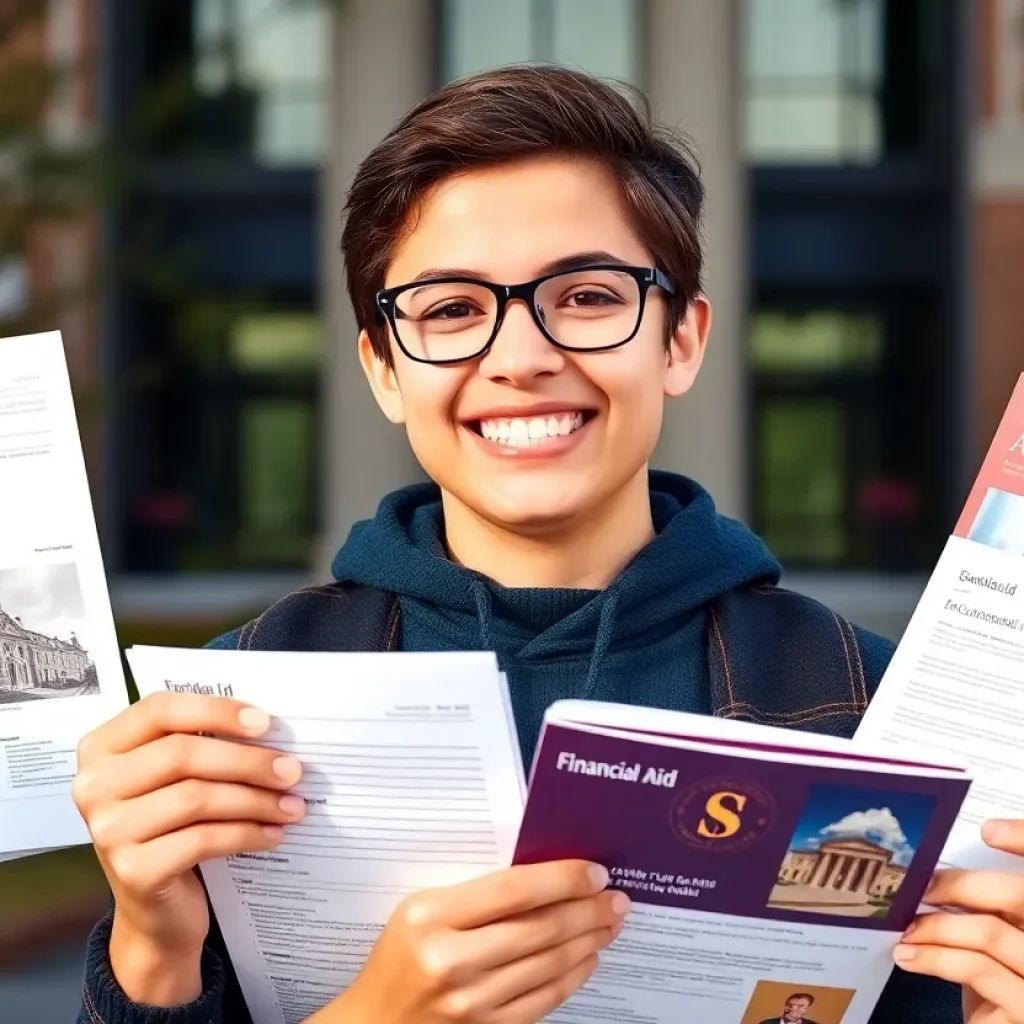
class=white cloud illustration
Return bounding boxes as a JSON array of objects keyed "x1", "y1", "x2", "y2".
[
  {"x1": 818, "y1": 807, "x2": 915, "y2": 865},
  {"x1": 821, "y1": 807, "x2": 906, "y2": 846}
]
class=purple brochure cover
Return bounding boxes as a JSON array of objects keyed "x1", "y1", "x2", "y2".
[{"x1": 514, "y1": 723, "x2": 971, "y2": 932}]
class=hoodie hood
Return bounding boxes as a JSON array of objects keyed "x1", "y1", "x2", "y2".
[{"x1": 331, "y1": 470, "x2": 781, "y2": 695}]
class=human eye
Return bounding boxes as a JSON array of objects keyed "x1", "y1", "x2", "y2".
[
  {"x1": 562, "y1": 288, "x2": 621, "y2": 309},
  {"x1": 422, "y1": 299, "x2": 485, "y2": 321}
]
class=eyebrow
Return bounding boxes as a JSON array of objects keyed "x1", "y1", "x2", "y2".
[{"x1": 408, "y1": 250, "x2": 632, "y2": 285}]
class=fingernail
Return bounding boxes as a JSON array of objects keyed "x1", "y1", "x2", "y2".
[
  {"x1": 587, "y1": 864, "x2": 609, "y2": 890},
  {"x1": 239, "y1": 707, "x2": 270, "y2": 733},
  {"x1": 982, "y1": 820, "x2": 1012, "y2": 846},
  {"x1": 262, "y1": 825, "x2": 284, "y2": 844},
  {"x1": 272, "y1": 756, "x2": 303, "y2": 785},
  {"x1": 279, "y1": 795, "x2": 307, "y2": 818},
  {"x1": 893, "y1": 944, "x2": 916, "y2": 964},
  {"x1": 611, "y1": 891, "x2": 632, "y2": 916},
  {"x1": 609, "y1": 921, "x2": 625, "y2": 940}
]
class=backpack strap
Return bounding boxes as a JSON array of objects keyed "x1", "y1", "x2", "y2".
[
  {"x1": 707, "y1": 583, "x2": 870, "y2": 739},
  {"x1": 233, "y1": 582, "x2": 400, "y2": 653}
]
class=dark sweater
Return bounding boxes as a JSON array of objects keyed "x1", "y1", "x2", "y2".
[{"x1": 77, "y1": 472, "x2": 961, "y2": 1023}]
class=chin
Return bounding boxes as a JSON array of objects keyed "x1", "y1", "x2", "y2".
[{"x1": 473, "y1": 484, "x2": 599, "y2": 535}]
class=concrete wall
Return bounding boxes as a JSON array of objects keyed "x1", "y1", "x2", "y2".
[
  {"x1": 645, "y1": 0, "x2": 747, "y2": 522},
  {"x1": 317, "y1": 0, "x2": 433, "y2": 569}
]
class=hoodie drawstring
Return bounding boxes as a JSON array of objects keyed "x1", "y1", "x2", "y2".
[
  {"x1": 582, "y1": 592, "x2": 619, "y2": 698},
  {"x1": 470, "y1": 579, "x2": 618, "y2": 696}
]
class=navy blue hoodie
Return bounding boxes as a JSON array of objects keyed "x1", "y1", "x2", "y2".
[{"x1": 330, "y1": 470, "x2": 784, "y2": 765}]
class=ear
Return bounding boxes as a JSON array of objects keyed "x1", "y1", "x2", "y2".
[
  {"x1": 358, "y1": 330, "x2": 405, "y2": 424},
  {"x1": 664, "y1": 294, "x2": 711, "y2": 399}
]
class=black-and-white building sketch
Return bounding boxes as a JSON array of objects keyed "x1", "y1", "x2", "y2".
[{"x1": 0, "y1": 564, "x2": 98, "y2": 703}]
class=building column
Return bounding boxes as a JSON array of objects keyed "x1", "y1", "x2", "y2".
[
  {"x1": 858, "y1": 859, "x2": 881, "y2": 895},
  {"x1": 826, "y1": 855, "x2": 847, "y2": 890},
  {"x1": 644, "y1": 0, "x2": 747, "y2": 520},
  {"x1": 842, "y1": 857, "x2": 864, "y2": 892},
  {"x1": 811, "y1": 853, "x2": 832, "y2": 887},
  {"x1": 317, "y1": 0, "x2": 433, "y2": 569}
]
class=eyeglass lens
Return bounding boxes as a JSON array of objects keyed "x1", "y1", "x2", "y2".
[{"x1": 393, "y1": 269, "x2": 644, "y2": 361}]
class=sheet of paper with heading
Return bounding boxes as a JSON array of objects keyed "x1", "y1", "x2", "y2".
[
  {"x1": 856, "y1": 373, "x2": 1024, "y2": 872},
  {"x1": 0, "y1": 331, "x2": 129, "y2": 860},
  {"x1": 126, "y1": 645, "x2": 525, "y2": 1024}
]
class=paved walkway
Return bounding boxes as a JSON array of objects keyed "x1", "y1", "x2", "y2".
[{"x1": 0, "y1": 940, "x2": 87, "y2": 1022}]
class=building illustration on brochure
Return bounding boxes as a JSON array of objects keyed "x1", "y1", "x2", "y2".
[
  {"x1": 0, "y1": 562, "x2": 98, "y2": 704},
  {"x1": 770, "y1": 782, "x2": 933, "y2": 919}
]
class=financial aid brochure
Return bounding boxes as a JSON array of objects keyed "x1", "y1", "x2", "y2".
[
  {"x1": 0, "y1": 332, "x2": 128, "y2": 861},
  {"x1": 514, "y1": 700, "x2": 971, "y2": 1024},
  {"x1": 856, "y1": 372, "x2": 1024, "y2": 873}
]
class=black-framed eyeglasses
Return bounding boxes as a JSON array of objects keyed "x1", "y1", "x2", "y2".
[{"x1": 375, "y1": 264, "x2": 676, "y2": 365}]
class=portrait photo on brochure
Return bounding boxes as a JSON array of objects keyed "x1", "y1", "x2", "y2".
[
  {"x1": 0, "y1": 562, "x2": 98, "y2": 705},
  {"x1": 740, "y1": 980, "x2": 855, "y2": 1024},
  {"x1": 768, "y1": 782, "x2": 936, "y2": 920},
  {"x1": 967, "y1": 486, "x2": 1024, "y2": 557}
]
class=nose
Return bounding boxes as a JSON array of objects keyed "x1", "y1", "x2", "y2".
[{"x1": 477, "y1": 297, "x2": 565, "y2": 384}]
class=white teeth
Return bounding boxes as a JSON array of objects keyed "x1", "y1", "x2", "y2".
[{"x1": 478, "y1": 412, "x2": 585, "y2": 447}]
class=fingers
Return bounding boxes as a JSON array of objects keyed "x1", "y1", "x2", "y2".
[
  {"x1": 894, "y1": 933, "x2": 1024, "y2": 1024},
  {"x1": 982, "y1": 819, "x2": 1024, "y2": 858},
  {"x1": 466, "y1": 890, "x2": 630, "y2": 970},
  {"x1": 105, "y1": 822, "x2": 286, "y2": 897},
  {"x1": 79, "y1": 692, "x2": 273, "y2": 760},
  {"x1": 88, "y1": 780, "x2": 308, "y2": 848},
  {"x1": 493, "y1": 949, "x2": 601, "y2": 1023},
  {"x1": 429, "y1": 861, "x2": 610, "y2": 930},
  {"x1": 924, "y1": 868, "x2": 1024, "y2": 925},
  {"x1": 901, "y1": 912, "x2": 1024, "y2": 979},
  {"x1": 83, "y1": 734, "x2": 303, "y2": 804},
  {"x1": 80, "y1": 692, "x2": 272, "y2": 757},
  {"x1": 479, "y1": 923, "x2": 620, "y2": 1010}
]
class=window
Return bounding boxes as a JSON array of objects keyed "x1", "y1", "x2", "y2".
[
  {"x1": 122, "y1": 298, "x2": 322, "y2": 574},
  {"x1": 439, "y1": 0, "x2": 642, "y2": 85},
  {"x1": 142, "y1": 0, "x2": 331, "y2": 166},
  {"x1": 743, "y1": 0, "x2": 944, "y2": 164},
  {"x1": 749, "y1": 305, "x2": 946, "y2": 572}
]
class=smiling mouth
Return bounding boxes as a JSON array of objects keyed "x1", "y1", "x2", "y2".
[{"x1": 470, "y1": 411, "x2": 594, "y2": 448}]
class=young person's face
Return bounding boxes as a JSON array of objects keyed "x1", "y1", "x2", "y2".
[{"x1": 360, "y1": 155, "x2": 710, "y2": 534}]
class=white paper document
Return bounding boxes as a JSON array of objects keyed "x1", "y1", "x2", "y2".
[
  {"x1": 0, "y1": 331, "x2": 129, "y2": 858},
  {"x1": 126, "y1": 645, "x2": 526, "y2": 1024},
  {"x1": 856, "y1": 373, "x2": 1024, "y2": 872}
]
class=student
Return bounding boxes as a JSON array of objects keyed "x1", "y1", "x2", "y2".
[{"x1": 74, "y1": 66, "x2": 1024, "y2": 1024}]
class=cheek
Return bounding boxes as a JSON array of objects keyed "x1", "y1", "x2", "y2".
[
  {"x1": 394, "y1": 369, "x2": 465, "y2": 461},
  {"x1": 594, "y1": 348, "x2": 669, "y2": 425}
]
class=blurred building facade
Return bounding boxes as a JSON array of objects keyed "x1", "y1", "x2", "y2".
[{"x1": 13, "y1": 0, "x2": 1024, "y2": 642}]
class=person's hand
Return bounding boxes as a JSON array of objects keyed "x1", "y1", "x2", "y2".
[
  {"x1": 309, "y1": 859, "x2": 630, "y2": 1023},
  {"x1": 893, "y1": 820, "x2": 1024, "y2": 1023},
  {"x1": 72, "y1": 692, "x2": 307, "y2": 1005}
]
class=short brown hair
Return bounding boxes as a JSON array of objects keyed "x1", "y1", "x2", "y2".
[{"x1": 341, "y1": 63, "x2": 705, "y2": 363}]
